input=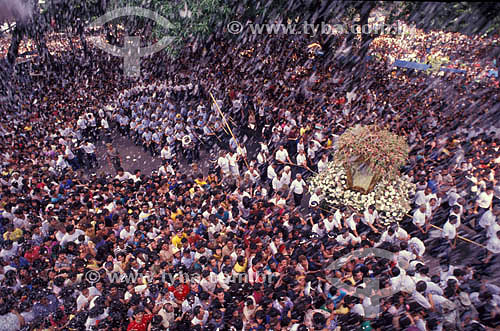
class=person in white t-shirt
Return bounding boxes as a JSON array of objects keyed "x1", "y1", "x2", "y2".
[
  {"x1": 296, "y1": 150, "x2": 308, "y2": 173},
  {"x1": 479, "y1": 205, "x2": 500, "y2": 238},
  {"x1": 280, "y1": 166, "x2": 292, "y2": 189},
  {"x1": 227, "y1": 151, "x2": 240, "y2": 177},
  {"x1": 60, "y1": 224, "x2": 85, "y2": 248},
  {"x1": 317, "y1": 154, "x2": 328, "y2": 173},
  {"x1": 323, "y1": 213, "x2": 341, "y2": 232},
  {"x1": 275, "y1": 145, "x2": 292, "y2": 164},
  {"x1": 115, "y1": 168, "x2": 133, "y2": 181},
  {"x1": 408, "y1": 236, "x2": 426, "y2": 259},
  {"x1": 442, "y1": 215, "x2": 458, "y2": 250},
  {"x1": 475, "y1": 186, "x2": 494, "y2": 216},
  {"x1": 413, "y1": 204, "x2": 428, "y2": 234},
  {"x1": 217, "y1": 152, "x2": 230, "y2": 177},
  {"x1": 308, "y1": 188, "x2": 322, "y2": 208},
  {"x1": 485, "y1": 230, "x2": 500, "y2": 263},
  {"x1": 362, "y1": 205, "x2": 379, "y2": 233},
  {"x1": 288, "y1": 174, "x2": 308, "y2": 207},
  {"x1": 81, "y1": 140, "x2": 98, "y2": 168}
]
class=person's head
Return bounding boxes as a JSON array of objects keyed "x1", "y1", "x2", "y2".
[
  {"x1": 449, "y1": 215, "x2": 458, "y2": 225},
  {"x1": 133, "y1": 309, "x2": 144, "y2": 322},
  {"x1": 193, "y1": 305, "x2": 204, "y2": 319},
  {"x1": 493, "y1": 205, "x2": 500, "y2": 216}
]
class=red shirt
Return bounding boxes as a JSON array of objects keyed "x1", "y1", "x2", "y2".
[
  {"x1": 168, "y1": 284, "x2": 190, "y2": 301},
  {"x1": 127, "y1": 314, "x2": 154, "y2": 331}
]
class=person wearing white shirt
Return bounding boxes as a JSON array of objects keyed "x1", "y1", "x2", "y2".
[
  {"x1": 449, "y1": 204, "x2": 462, "y2": 228},
  {"x1": 120, "y1": 223, "x2": 136, "y2": 243},
  {"x1": 280, "y1": 166, "x2": 292, "y2": 188},
  {"x1": 227, "y1": 151, "x2": 240, "y2": 177},
  {"x1": 161, "y1": 145, "x2": 175, "y2": 161},
  {"x1": 272, "y1": 174, "x2": 283, "y2": 193},
  {"x1": 362, "y1": 205, "x2": 379, "y2": 233},
  {"x1": 64, "y1": 145, "x2": 78, "y2": 169},
  {"x1": 81, "y1": 141, "x2": 98, "y2": 168},
  {"x1": 336, "y1": 229, "x2": 361, "y2": 246},
  {"x1": 345, "y1": 214, "x2": 360, "y2": 237},
  {"x1": 56, "y1": 153, "x2": 69, "y2": 170},
  {"x1": 256, "y1": 150, "x2": 267, "y2": 168},
  {"x1": 244, "y1": 167, "x2": 260, "y2": 184},
  {"x1": 479, "y1": 205, "x2": 500, "y2": 237},
  {"x1": 485, "y1": 230, "x2": 500, "y2": 263},
  {"x1": 296, "y1": 150, "x2": 308, "y2": 172},
  {"x1": 442, "y1": 215, "x2": 458, "y2": 250},
  {"x1": 275, "y1": 145, "x2": 291, "y2": 164},
  {"x1": 377, "y1": 227, "x2": 398, "y2": 246},
  {"x1": 115, "y1": 168, "x2": 133, "y2": 181},
  {"x1": 311, "y1": 221, "x2": 326, "y2": 238},
  {"x1": 308, "y1": 188, "x2": 322, "y2": 208},
  {"x1": 158, "y1": 163, "x2": 175, "y2": 177},
  {"x1": 237, "y1": 145, "x2": 247, "y2": 160},
  {"x1": 60, "y1": 225, "x2": 85, "y2": 247},
  {"x1": 408, "y1": 237, "x2": 426, "y2": 258},
  {"x1": 446, "y1": 188, "x2": 460, "y2": 208},
  {"x1": 326, "y1": 213, "x2": 342, "y2": 232},
  {"x1": 288, "y1": 174, "x2": 307, "y2": 207},
  {"x1": 217, "y1": 152, "x2": 230, "y2": 177},
  {"x1": 414, "y1": 187, "x2": 435, "y2": 206},
  {"x1": 317, "y1": 154, "x2": 328, "y2": 173},
  {"x1": 475, "y1": 186, "x2": 494, "y2": 214},
  {"x1": 413, "y1": 204, "x2": 428, "y2": 234},
  {"x1": 412, "y1": 281, "x2": 433, "y2": 310},
  {"x1": 267, "y1": 163, "x2": 278, "y2": 183}
]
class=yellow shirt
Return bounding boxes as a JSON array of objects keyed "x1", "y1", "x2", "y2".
[
  {"x1": 170, "y1": 209, "x2": 183, "y2": 221},
  {"x1": 3, "y1": 228, "x2": 23, "y2": 241},
  {"x1": 233, "y1": 259, "x2": 247, "y2": 273},
  {"x1": 172, "y1": 233, "x2": 187, "y2": 248},
  {"x1": 334, "y1": 305, "x2": 349, "y2": 315},
  {"x1": 195, "y1": 178, "x2": 207, "y2": 186}
]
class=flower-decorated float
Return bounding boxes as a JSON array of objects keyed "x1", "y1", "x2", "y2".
[{"x1": 309, "y1": 125, "x2": 415, "y2": 226}]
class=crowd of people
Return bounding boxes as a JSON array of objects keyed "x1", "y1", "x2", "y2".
[
  {"x1": 0, "y1": 14, "x2": 499, "y2": 331},
  {"x1": 369, "y1": 22, "x2": 499, "y2": 85}
]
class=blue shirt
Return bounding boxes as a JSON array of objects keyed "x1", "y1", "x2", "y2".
[{"x1": 427, "y1": 179, "x2": 438, "y2": 193}]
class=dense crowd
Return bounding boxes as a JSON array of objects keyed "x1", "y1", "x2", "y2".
[
  {"x1": 0, "y1": 18, "x2": 499, "y2": 331},
  {"x1": 369, "y1": 23, "x2": 499, "y2": 84}
]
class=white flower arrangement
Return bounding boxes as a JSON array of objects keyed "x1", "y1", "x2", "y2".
[{"x1": 309, "y1": 162, "x2": 416, "y2": 226}]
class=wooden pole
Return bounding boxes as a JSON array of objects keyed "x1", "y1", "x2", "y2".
[{"x1": 209, "y1": 91, "x2": 249, "y2": 169}]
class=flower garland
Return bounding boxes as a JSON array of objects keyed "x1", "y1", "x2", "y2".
[
  {"x1": 334, "y1": 125, "x2": 409, "y2": 182},
  {"x1": 309, "y1": 162, "x2": 416, "y2": 225}
]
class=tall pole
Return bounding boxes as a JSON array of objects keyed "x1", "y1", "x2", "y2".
[{"x1": 209, "y1": 91, "x2": 249, "y2": 169}]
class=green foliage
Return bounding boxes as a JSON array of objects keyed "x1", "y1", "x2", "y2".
[
  {"x1": 114, "y1": 0, "x2": 232, "y2": 57},
  {"x1": 385, "y1": 2, "x2": 500, "y2": 37}
]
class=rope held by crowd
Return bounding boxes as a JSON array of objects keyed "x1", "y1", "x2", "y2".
[{"x1": 314, "y1": 205, "x2": 487, "y2": 249}]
